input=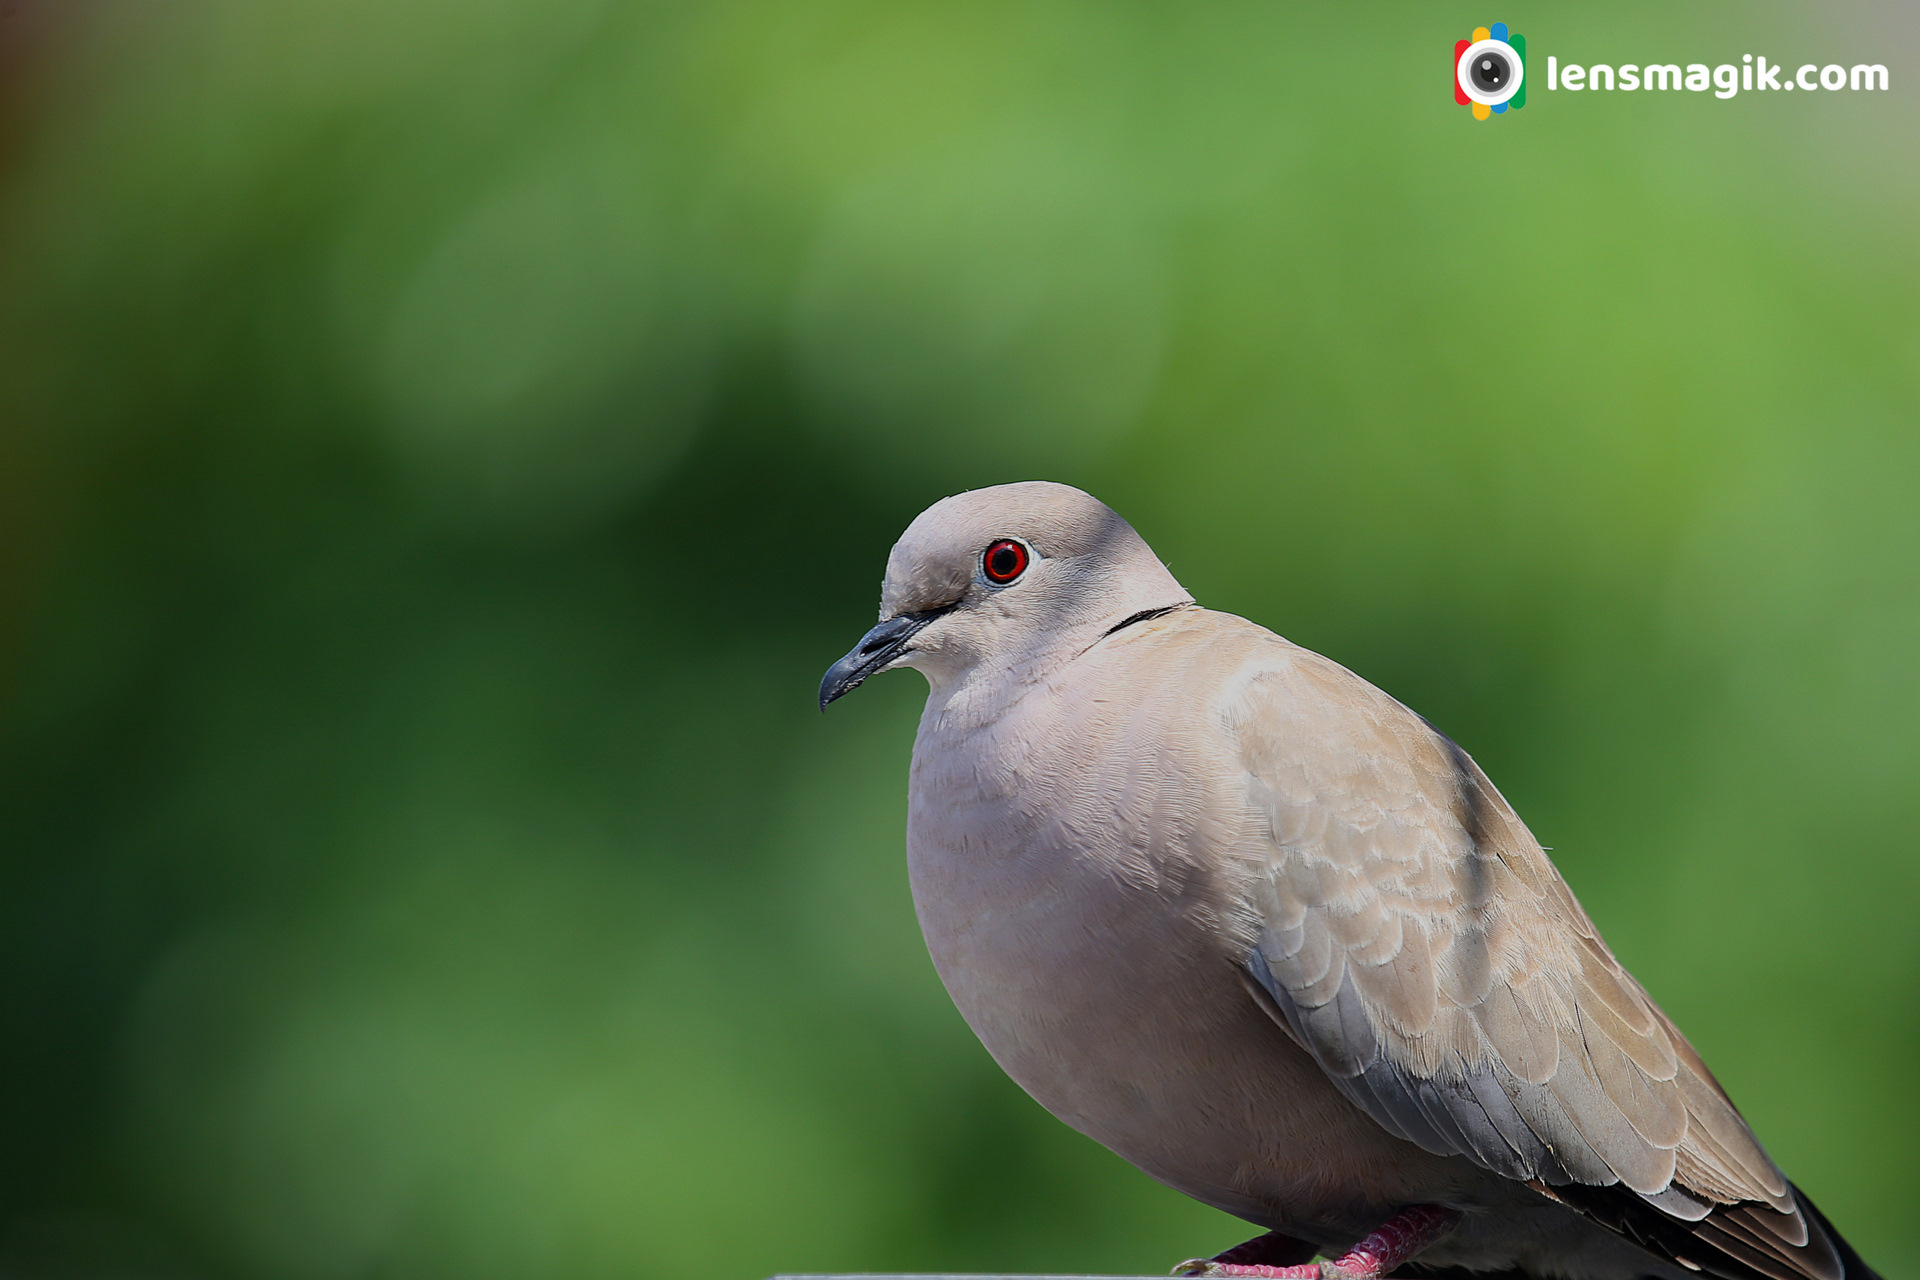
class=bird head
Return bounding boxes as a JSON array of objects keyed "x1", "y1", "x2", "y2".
[{"x1": 819, "y1": 481, "x2": 1191, "y2": 709}]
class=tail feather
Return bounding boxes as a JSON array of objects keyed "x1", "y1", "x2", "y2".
[
  {"x1": 1794, "y1": 1186, "x2": 1881, "y2": 1280},
  {"x1": 1538, "y1": 1177, "x2": 1878, "y2": 1280}
]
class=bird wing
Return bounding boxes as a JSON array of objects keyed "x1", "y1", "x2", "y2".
[{"x1": 1221, "y1": 636, "x2": 1863, "y2": 1280}]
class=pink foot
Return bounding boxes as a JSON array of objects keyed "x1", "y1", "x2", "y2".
[
  {"x1": 1173, "y1": 1230, "x2": 1315, "y2": 1276},
  {"x1": 1174, "y1": 1205, "x2": 1461, "y2": 1279}
]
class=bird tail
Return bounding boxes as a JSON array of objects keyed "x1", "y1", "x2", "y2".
[{"x1": 1794, "y1": 1185, "x2": 1882, "y2": 1280}]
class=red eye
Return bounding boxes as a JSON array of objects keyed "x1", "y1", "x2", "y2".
[{"x1": 982, "y1": 539, "x2": 1030, "y2": 584}]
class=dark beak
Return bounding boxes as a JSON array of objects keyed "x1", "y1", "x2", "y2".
[{"x1": 819, "y1": 608, "x2": 947, "y2": 709}]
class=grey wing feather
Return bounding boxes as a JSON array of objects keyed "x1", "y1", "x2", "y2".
[{"x1": 1221, "y1": 641, "x2": 1862, "y2": 1280}]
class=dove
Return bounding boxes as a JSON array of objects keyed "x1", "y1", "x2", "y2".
[{"x1": 818, "y1": 481, "x2": 1880, "y2": 1280}]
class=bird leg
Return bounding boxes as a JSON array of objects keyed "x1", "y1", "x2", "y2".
[
  {"x1": 1175, "y1": 1230, "x2": 1318, "y2": 1275},
  {"x1": 1174, "y1": 1205, "x2": 1461, "y2": 1279}
]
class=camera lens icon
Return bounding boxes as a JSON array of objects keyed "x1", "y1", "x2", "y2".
[
  {"x1": 1452, "y1": 23, "x2": 1527, "y2": 119},
  {"x1": 1457, "y1": 38, "x2": 1524, "y2": 106}
]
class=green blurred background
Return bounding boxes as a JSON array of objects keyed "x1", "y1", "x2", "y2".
[{"x1": 0, "y1": 1, "x2": 1915, "y2": 1277}]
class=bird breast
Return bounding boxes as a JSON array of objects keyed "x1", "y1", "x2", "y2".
[{"x1": 899, "y1": 620, "x2": 1414, "y2": 1225}]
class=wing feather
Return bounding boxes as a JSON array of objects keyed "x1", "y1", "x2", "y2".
[{"x1": 1220, "y1": 637, "x2": 1866, "y2": 1280}]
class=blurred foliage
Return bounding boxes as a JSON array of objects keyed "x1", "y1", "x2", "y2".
[{"x1": 0, "y1": 1, "x2": 1916, "y2": 1278}]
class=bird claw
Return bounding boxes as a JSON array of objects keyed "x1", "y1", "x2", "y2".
[{"x1": 1174, "y1": 1205, "x2": 1460, "y2": 1280}]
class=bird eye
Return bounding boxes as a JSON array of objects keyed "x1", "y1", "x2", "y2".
[{"x1": 982, "y1": 539, "x2": 1030, "y2": 585}]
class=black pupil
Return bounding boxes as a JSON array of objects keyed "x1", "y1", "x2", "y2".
[
  {"x1": 1472, "y1": 53, "x2": 1509, "y2": 91},
  {"x1": 987, "y1": 544, "x2": 1022, "y2": 580}
]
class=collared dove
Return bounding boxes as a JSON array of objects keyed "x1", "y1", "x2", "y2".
[{"x1": 819, "y1": 482, "x2": 1879, "y2": 1280}]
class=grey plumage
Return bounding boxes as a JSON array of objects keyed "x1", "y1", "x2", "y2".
[{"x1": 820, "y1": 482, "x2": 1878, "y2": 1280}]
